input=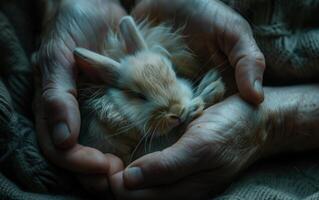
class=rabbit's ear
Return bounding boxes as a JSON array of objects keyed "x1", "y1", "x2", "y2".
[
  {"x1": 74, "y1": 48, "x2": 120, "y2": 84},
  {"x1": 152, "y1": 45, "x2": 172, "y2": 59},
  {"x1": 119, "y1": 16, "x2": 148, "y2": 54}
]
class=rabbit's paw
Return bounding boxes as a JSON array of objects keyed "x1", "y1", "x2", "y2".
[
  {"x1": 188, "y1": 97, "x2": 205, "y2": 120},
  {"x1": 195, "y1": 69, "x2": 220, "y2": 95},
  {"x1": 196, "y1": 69, "x2": 225, "y2": 107}
]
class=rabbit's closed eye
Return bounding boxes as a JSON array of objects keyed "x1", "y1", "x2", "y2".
[{"x1": 125, "y1": 90, "x2": 148, "y2": 101}]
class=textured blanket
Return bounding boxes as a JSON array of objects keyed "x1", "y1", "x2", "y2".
[{"x1": 0, "y1": 0, "x2": 319, "y2": 199}]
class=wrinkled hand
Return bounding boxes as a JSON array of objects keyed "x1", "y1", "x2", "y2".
[
  {"x1": 111, "y1": 95, "x2": 268, "y2": 199},
  {"x1": 33, "y1": 0, "x2": 126, "y2": 192},
  {"x1": 132, "y1": 0, "x2": 266, "y2": 105}
]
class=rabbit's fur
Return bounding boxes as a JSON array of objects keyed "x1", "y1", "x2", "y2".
[{"x1": 76, "y1": 17, "x2": 225, "y2": 164}]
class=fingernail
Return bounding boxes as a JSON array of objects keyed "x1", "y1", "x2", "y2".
[
  {"x1": 254, "y1": 79, "x2": 264, "y2": 101},
  {"x1": 124, "y1": 167, "x2": 144, "y2": 188},
  {"x1": 52, "y1": 122, "x2": 70, "y2": 146}
]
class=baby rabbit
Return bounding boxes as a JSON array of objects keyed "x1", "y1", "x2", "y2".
[{"x1": 75, "y1": 16, "x2": 225, "y2": 164}]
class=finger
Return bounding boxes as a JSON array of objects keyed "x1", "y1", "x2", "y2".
[
  {"x1": 42, "y1": 88, "x2": 80, "y2": 149},
  {"x1": 111, "y1": 171, "x2": 215, "y2": 200},
  {"x1": 36, "y1": 0, "x2": 128, "y2": 149},
  {"x1": 122, "y1": 132, "x2": 209, "y2": 189},
  {"x1": 32, "y1": 3, "x2": 128, "y2": 191},
  {"x1": 33, "y1": 38, "x2": 81, "y2": 149},
  {"x1": 226, "y1": 32, "x2": 266, "y2": 105},
  {"x1": 33, "y1": 0, "x2": 127, "y2": 178},
  {"x1": 77, "y1": 153, "x2": 124, "y2": 193},
  {"x1": 35, "y1": 101, "x2": 124, "y2": 173}
]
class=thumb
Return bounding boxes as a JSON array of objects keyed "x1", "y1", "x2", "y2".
[
  {"x1": 123, "y1": 141, "x2": 203, "y2": 189},
  {"x1": 34, "y1": 47, "x2": 80, "y2": 149},
  {"x1": 41, "y1": 86, "x2": 80, "y2": 148},
  {"x1": 227, "y1": 34, "x2": 266, "y2": 105}
]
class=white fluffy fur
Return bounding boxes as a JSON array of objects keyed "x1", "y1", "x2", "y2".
[
  {"x1": 103, "y1": 19, "x2": 201, "y2": 78},
  {"x1": 78, "y1": 17, "x2": 225, "y2": 164}
]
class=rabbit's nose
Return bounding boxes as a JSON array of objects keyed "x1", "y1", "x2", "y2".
[{"x1": 167, "y1": 114, "x2": 182, "y2": 126}]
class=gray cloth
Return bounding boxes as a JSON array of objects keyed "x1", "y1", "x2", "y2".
[
  {"x1": 222, "y1": 0, "x2": 319, "y2": 83},
  {"x1": 0, "y1": 0, "x2": 319, "y2": 199},
  {"x1": 218, "y1": 1, "x2": 319, "y2": 199},
  {"x1": 0, "y1": 1, "x2": 93, "y2": 199},
  {"x1": 217, "y1": 154, "x2": 319, "y2": 200}
]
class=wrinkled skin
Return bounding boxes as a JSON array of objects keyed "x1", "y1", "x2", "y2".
[
  {"x1": 108, "y1": 0, "x2": 267, "y2": 198},
  {"x1": 34, "y1": 0, "x2": 267, "y2": 194},
  {"x1": 110, "y1": 94, "x2": 267, "y2": 200},
  {"x1": 132, "y1": 0, "x2": 266, "y2": 105},
  {"x1": 110, "y1": 85, "x2": 319, "y2": 200},
  {"x1": 33, "y1": 0, "x2": 126, "y2": 192}
]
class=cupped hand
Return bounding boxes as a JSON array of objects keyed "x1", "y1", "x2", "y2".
[
  {"x1": 110, "y1": 95, "x2": 268, "y2": 199},
  {"x1": 132, "y1": 0, "x2": 266, "y2": 105},
  {"x1": 33, "y1": 0, "x2": 126, "y2": 192}
]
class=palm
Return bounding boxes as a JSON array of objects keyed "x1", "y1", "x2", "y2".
[{"x1": 110, "y1": 95, "x2": 267, "y2": 199}]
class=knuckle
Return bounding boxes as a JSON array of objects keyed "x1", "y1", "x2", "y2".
[
  {"x1": 40, "y1": 84, "x2": 78, "y2": 116},
  {"x1": 153, "y1": 152, "x2": 176, "y2": 173},
  {"x1": 254, "y1": 51, "x2": 265, "y2": 61},
  {"x1": 41, "y1": 86, "x2": 59, "y2": 102},
  {"x1": 255, "y1": 60, "x2": 266, "y2": 73},
  {"x1": 145, "y1": 151, "x2": 184, "y2": 177},
  {"x1": 238, "y1": 52, "x2": 266, "y2": 72},
  {"x1": 41, "y1": 87, "x2": 65, "y2": 111},
  {"x1": 244, "y1": 53, "x2": 266, "y2": 72}
]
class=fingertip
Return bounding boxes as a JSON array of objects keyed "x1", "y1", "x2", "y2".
[
  {"x1": 105, "y1": 153, "x2": 125, "y2": 175},
  {"x1": 121, "y1": 147, "x2": 191, "y2": 189},
  {"x1": 122, "y1": 152, "x2": 162, "y2": 189},
  {"x1": 228, "y1": 30, "x2": 266, "y2": 105},
  {"x1": 235, "y1": 56, "x2": 265, "y2": 105},
  {"x1": 123, "y1": 167, "x2": 144, "y2": 189},
  {"x1": 238, "y1": 81, "x2": 264, "y2": 106}
]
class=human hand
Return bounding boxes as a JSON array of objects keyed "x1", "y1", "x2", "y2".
[
  {"x1": 132, "y1": 0, "x2": 266, "y2": 105},
  {"x1": 110, "y1": 94, "x2": 268, "y2": 199},
  {"x1": 111, "y1": 84, "x2": 319, "y2": 199},
  {"x1": 33, "y1": 0, "x2": 126, "y2": 192}
]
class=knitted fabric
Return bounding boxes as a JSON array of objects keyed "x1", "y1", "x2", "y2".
[
  {"x1": 222, "y1": 0, "x2": 319, "y2": 83},
  {"x1": 0, "y1": 0, "x2": 319, "y2": 199}
]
